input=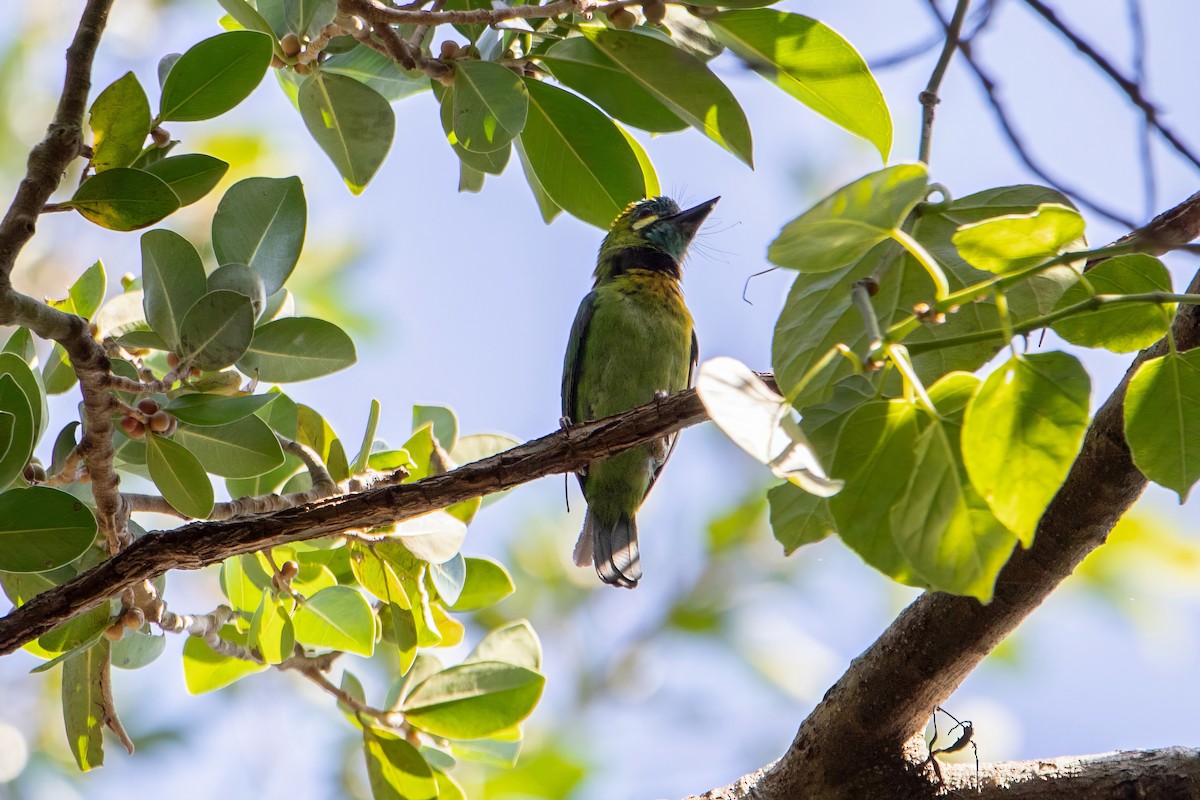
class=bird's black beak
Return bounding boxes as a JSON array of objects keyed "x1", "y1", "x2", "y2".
[{"x1": 668, "y1": 196, "x2": 720, "y2": 242}]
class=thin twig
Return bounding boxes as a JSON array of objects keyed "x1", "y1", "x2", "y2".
[
  {"x1": 1021, "y1": 0, "x2": 1200, "y2": 172},
  {"x1": 1127, "y1": 0, "x2": 1155, "y2": 220},
  {"x1": 918, "y1": 0, "x2": 971, "y2": 165}
]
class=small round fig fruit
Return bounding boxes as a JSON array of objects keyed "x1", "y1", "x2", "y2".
[
  {"x1": 149, "y1": 411, "x2": 172, "y2": 434},
  {"x1": 138, "y1": 397, "x2": 160, "y2": 415},
  {"x1": 607, "y1": 7, "x2": 637, "y2": 29},
  {"x1": 280, "y1": 33, "x2": 302, "y2": 58},
  {"x1": 150, "y1": 126, "x2": 171, "y2": 148},
  {"x1": 439, "y1": 39, "x2": 459, "y2": 59},
  {"x1": 280, "y1": 560, "x2": 300, "y2": 580},
  {"x1": 643, "y1": 0, "x2": 666, "y2": 24},
  {"x1": 122, "y1": 607, "x2": 146, "y2": 629},
  {"x1": 119, "y1": 416, "x2": 145, "y2": 439}
]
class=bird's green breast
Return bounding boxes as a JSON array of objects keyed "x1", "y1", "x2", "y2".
[{"x1": 572, "y1": 272, "x2": 693, "y2": 422}]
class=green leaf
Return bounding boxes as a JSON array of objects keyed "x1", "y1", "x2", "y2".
[
  {"x1": 110, "y1": 628, "x2": 167, "y2": 670},
  {"x1": 141, "y1": 229, "x2": 206, "y2": 350},
  {"x1": 1125, "y1": 350, "x2": 1200, "y2": 499},
  {"x1": 709, "y1": 11, "x2": 891, "y2": 160},
  {"x1": 89, "y1": 72, "x2": 150, "y2": 171},
  {"x1": 825, "y1": 399, "x2": 924, "y2": 588},
  {"x1": 1051, "y1": 254, "x2": 1173, "y2": 352},
  {"x1": 0, "y1": 487, "x2": 97, "y2": 573},
  {"x1": 285, "y1": 0, "x2": 337, "y2": 38},
  {"x1": 0, "y1": 378, "x2": 35, "y2": 488},
  {"x1": 449, "y1": 60, "x2": 528, "y2": 153},
  {"x1": 579, "y1": 27, "x2": 752, "y2": 164},
  {"x1": 39, "y1": 602, "x2": 113, "y2": 655},
  {"x1": 413, "y1": 405, "x2": 458, "y2": 451},
  {"x1": 172, "y1": 415, "x2": 286, "y2": 478},
  {"x1": 292, "y1": 585, "x2": 375, "y2": 656},
  {"x1": 182, "y1": 627, "x2": 268, "y2": 693},
  {"x1": 220, "y1": 554, "x2": 269, "y2": 613},
  {"x1": 49, "y1": 260, "x2": 107, "y2": 320},
  {"x1": 141, "y1": 154, "x2": 230, "y2": 206},
  {"x1": 177, "y1": 290, "x2": 255, "y2": 371},
  {"x1": 217, "y1": 0, "x2": 280, "y2": 41},
  {"x1": 352, "y1": 398, "x2": 381, "y2": 475},
  {"x1": 212, "y1": 176, "x2": 306, "y2": 295},
  {"x1": 543, "y1": 36, "x2": 687, "y2": 132},
  {"x1": 438, "y1": 87, "x2": 512, "y2": 175},
  {"x1": 402, "y1": 661, "x2": 545, "y2": 739},
  {"x1": 450, "y1": 557, "x2": 515, "y2": 611},
  {"x1": 62, "y1": 638, "x2": 108, "y2": 770},
  {"x1": 323, "y1": 46, "x2": 428, "y2": 102},
  {"x1": 952, "y1": 203, "x2": 1085, "y2": 274},
  {"x1": 166, "y1": 392, "x2": 278, "y2": 426},
  {"x1": 465, "y1": 620, "x2": 540, "y2": 670},
  {"x1": 208, "y1": 263, "x2": 267, "y2": 319},
  {"x1": 159, "y1": 31, "x2": 273, "y2": 121},
  {"x1": 363, "y1": 729, "x2": 437, "y2": 800},
  {"x1": 146, "y1": 432, "x2": 215, "y2": 518},
  {"x1": 386, "y1": 602, "x2": 418, "y2": 675},
  {"x1": 961, "y1": 352, "x2": 1090, "y2": 545},
  {"x1": 0, "y1": 353, "x2": 46, "y2": 447},
  {"x1": 768, "y1": 163, "x2": 927, "y2": 271},
  {"x1": 514, "y1": 137, "x2": 561, "y2": 224},
  {"x1": 68, "y1": 168, "x2": 179, "y2": 231},
  {"x1": 888, "y1": 373, "x2": 1016, "y2": 601},
  {"x1": 2, "y1": 328, "x2": 36, "y2": 363},
  {"x1": 237, "y1": 317, "x2": 356, "y2": 382},
  {"x1": 296, "y1": 403, "x2": 350, "y2": 481},
  {"x1": 298, "y1": 72, "x2": 395, "y2": 195},
  {"x1": 768, "y1": 482, "x2": 834, "y2": 554},
  {"x1": 250, "y1": 589, "x2": 295, "y2": 664},
  {"x1": 519, "y1": 79, "x2": 648, "y2": 229},
  {"x1": 42, "y1": 345, "x2": 77, "y2": 395}
]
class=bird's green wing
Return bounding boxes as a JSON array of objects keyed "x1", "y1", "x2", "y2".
[
  {"x1": 562, "y1": 291, "x2": 598, "y2": 490},
  {"x1": 562, "y1": 290, "x2": 598, "y2": 424},
  {"x1": 645, "y1": 329, "x2": 699, "y2": 498}
]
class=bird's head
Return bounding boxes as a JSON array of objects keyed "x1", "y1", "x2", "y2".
[{"x1": 594, "y1": 196, "x2": 719, "y2": 284}]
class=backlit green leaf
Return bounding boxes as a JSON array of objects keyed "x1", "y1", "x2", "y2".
[
  {"x1": 450, "y1": 557, "x2": 515, "y2": 611},
  {"x1": 178, "y1": 290, "x2": 255, "y2": 371},
  {"x1": 62, "y1": 638, "x2": 108, "y2": 770},
  {"x1": 543, "y1": 36, "x2": 687, "y2": 132},
  {"x1": 952, "y1": 203, "x2": 1085, "y2": 274},
  {"x1": 1125, "y1": 350, "x2": 1200, "y2": 500},
  {"x1": 363, "y1": 729, "x2": 437, "y2": 800},
  {"x1": 579, "y1": 27, "x2": 752, "y2": 164},
  {"x1": 323, "y1": 46, "x2": 428, "y2": 101},
  {"x1": 141, "y1": 154, "x2": 229, "y2": 206},
  {"x1": 710, "y1": 11, "x2": 890, "y2": 159},
  {"x1": 159, "y1": 31, "x2": 273, "y2": 121},
  {"x1": 69, "y1": 168, "x2": 179, "y2": 231},
  {"x1": 450, "y1": 60, "x2": 528, "y2": 153},
  {"x1": 402, "y1": 661, "x2": 545, "y2": 739},
  {"x1": 768, "y1": 482, "x2": 834, "y2": 554},
  {"x1": 285, "y1": 0, "x2": 336, "y2": 38},
  {"x1": 962, "y1": 352, "x2": 1090, "y2": 545},
  {"x1": 465, "y1": 620, "x2": 540, "y2": 670},
  {"x1": 768, "y1": 163, "x2": 927, "y2": 271},
  {"x1": 292, "y1": 585, "x2": 375, "y2": 656},
  {"x1": 183, "y1": 627, "x2": 267, "y2": 693},
  {"x1": 1051, "y1": 254, "x2": 1173, "y2": 353},
  {"x1": 89, "y1": 72, "x2": 150, "y2": 171},
  {"x1": 519, "y1": 79, "x2": 647, "y2": 229},
  {"x1": 250, "y1": 589, "x2": 295, "y2": 664}
]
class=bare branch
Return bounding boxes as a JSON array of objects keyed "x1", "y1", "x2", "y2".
[
  {"x1": 917, "y1": 0, "x2": 970, "y2": 165},
  {"x1": 1021, "y1": 0, "x2": 1200, "y2": 173},
  {"x1": 690, "y1": 746, "x2": 1200, "y2": 799}
]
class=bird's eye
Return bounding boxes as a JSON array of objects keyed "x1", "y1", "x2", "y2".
[{"x1": 631, "y1": 206, "x2": 659, "y2": 230}]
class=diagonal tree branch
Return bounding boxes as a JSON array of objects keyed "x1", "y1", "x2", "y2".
[
  {"x1": 0, "y1": 387, "x2": 711, "y2": 655},
  {"x1": 688, "y1": 189, "x2": 1200, "y2": 799}
]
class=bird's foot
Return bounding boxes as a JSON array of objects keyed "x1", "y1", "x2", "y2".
[
  {"x1": 559, "y1": 415, "x2": 573, "y2": 432},
  {"x1": 653, "y1": 389, "x2": 668, "y2": 409}
]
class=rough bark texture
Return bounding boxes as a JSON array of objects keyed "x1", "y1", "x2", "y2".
[{"x1": 0, "y1": 387, "x2": 710, "y2": 654}]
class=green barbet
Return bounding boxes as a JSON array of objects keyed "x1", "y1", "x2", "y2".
[{"x1": 562, "y1": 195, "x2": 719, "y2": 588}]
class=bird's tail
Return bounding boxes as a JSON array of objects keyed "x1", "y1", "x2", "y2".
[{"x1": 574, "y1": 511, "x2": 641, "y2": 589}]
